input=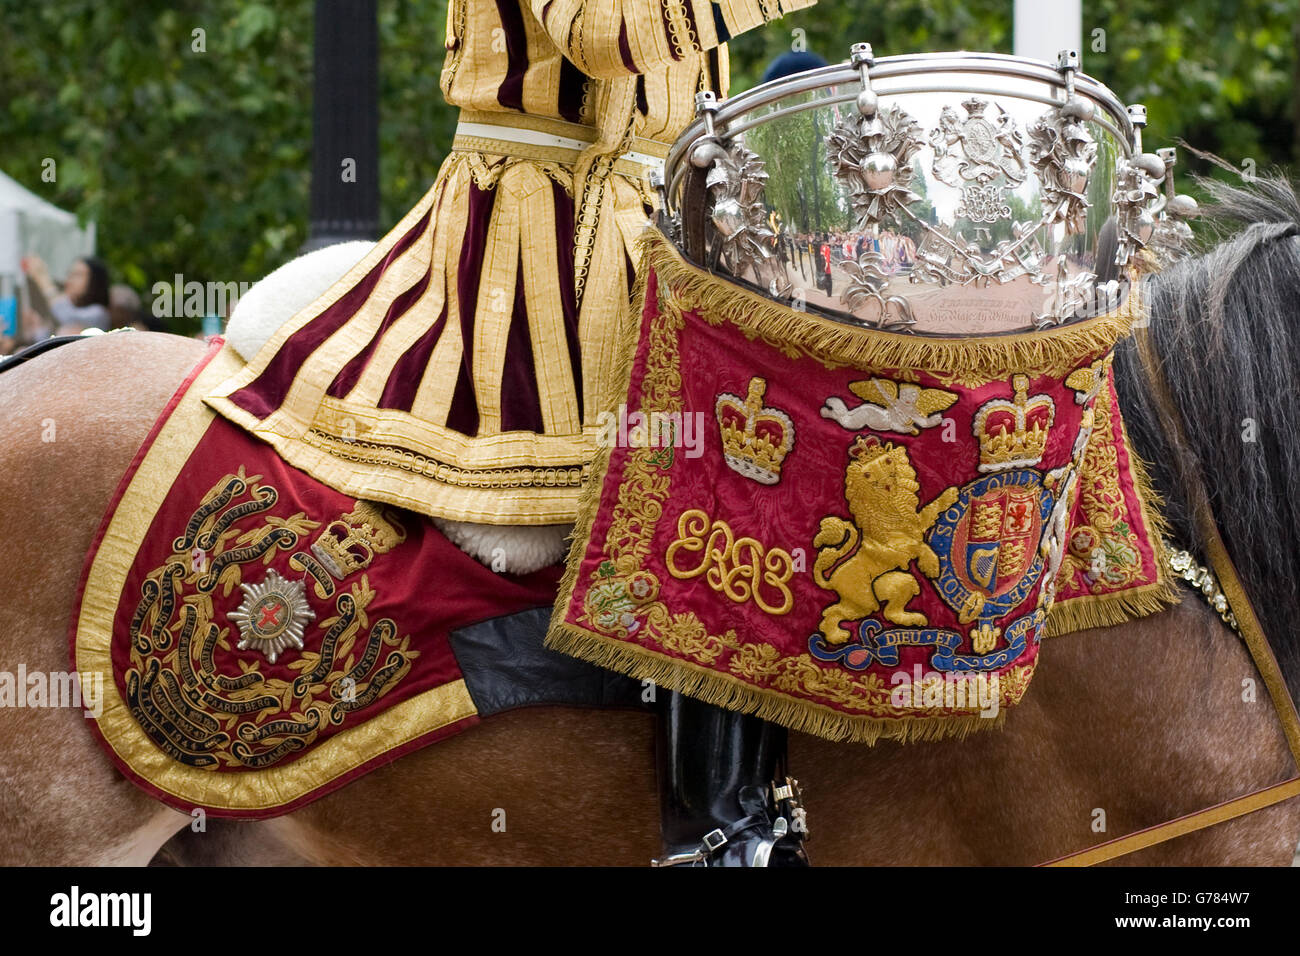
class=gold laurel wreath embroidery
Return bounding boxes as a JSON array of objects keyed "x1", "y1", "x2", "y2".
[
  {"x1": 1062, "y1": 378, "x2": 1145, "y2": 591},
  {"x1": 579, "y1": 285, "x2": 1033, "y2": 717},
  {"x1": 125, "y1": 469, "x2": 419, "y2": 770}
]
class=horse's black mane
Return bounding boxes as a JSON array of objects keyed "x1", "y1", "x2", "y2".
[{"x1": 1113, "y1": 174, "x2": 1300, "y2": 699}]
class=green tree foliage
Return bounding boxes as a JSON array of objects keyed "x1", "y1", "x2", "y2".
[
  {"x1": 0, "y1": 0, "x2": 1292, "y2": 332},
  {"x1": 726, "y1": 0, "x2": 1297, "y2": 190},
  {"x1": 745, "y1": 101, "x2": 851, "y2": 235},
  {"x1": 0, "y1": 0, "x2": 450, "y2": 331}
]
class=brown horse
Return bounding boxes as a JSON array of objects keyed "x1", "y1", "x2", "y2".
[{"x1": 3, "y1": 182, "x2": 1299, "y2": 866}]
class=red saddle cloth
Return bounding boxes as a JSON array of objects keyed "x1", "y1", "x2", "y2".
[{"x1": 70, "y1": 340, "x2": 560, "y2": 817}]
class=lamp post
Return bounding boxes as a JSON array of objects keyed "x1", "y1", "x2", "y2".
[
  {"x1": 305, "y1": 0, "x2": 380, "y2": 251},
  {"x1": 1013, "y1": 0, "x2": 1081, "y2": 64}
]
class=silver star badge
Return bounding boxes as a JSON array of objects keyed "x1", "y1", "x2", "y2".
[{"x1": 228, "y1": 569, "x2": 315, "y2": 664}]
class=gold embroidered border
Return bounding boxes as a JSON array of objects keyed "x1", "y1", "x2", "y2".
[
  {"x1": 663, "y1": 0, "x2": 699, "y2": 60},
  {"x1": 302, "y1": 429, "x2": 588, "y2": 490},
  {"x1": 441, "y1": 0, "x2": 468, "y2": 89},
  {"x1": 545, "y1": 239, "x2": 1050, "y2": 743},
  {"x1": 74, "y1": 346, "x2": 479, "y2": 813},
  {"x1": 1044, "y1": 377, "x2": 1181, "y2": 636}
]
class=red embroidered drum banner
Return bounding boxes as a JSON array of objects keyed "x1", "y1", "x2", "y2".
[{"x1": 547, "y1": 233, "x2": 1177, "y2": 743}]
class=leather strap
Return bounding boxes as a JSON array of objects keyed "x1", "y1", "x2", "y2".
[
  {"x1": 1043, "y1": 776, "x2": 1300, "y2": 866},
  {"x1": 0, "y1": 334, "x2": 89, "y2": 375},
  {"x1": 1044, "y1": 333, "x2": 1300, "y2": 865}
]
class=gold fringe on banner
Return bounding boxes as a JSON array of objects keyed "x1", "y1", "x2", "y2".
[
  {"x1": 545, "y1": 622, "x2": 1015, "y2": 744},
  {"x1": 638, "y1": 230, "x2": 1147, "y2": 380}
]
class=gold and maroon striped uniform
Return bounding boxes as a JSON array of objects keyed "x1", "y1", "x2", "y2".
[{"x1": 206, "y1": 0, "x2": 813, "y2": 525}]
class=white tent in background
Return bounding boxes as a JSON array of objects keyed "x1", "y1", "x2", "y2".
[{"x1": 0, "y1": 168, "x2": 97, "y2": 333}]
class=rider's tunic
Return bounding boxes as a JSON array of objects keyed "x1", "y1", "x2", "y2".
[{"x1": 205, "y1": 0, "x2": 813, "y2": 525}]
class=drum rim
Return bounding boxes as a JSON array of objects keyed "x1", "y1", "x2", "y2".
[{"x1": 663, "y1": 50, "x2": 1134, "y2": 205}]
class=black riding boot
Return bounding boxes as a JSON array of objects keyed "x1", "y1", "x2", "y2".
[{"x1": 652, "y1": 690, "x2": 809, "y2": 867}]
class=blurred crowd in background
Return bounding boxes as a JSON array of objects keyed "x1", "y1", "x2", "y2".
[{"x1": 0, "y1": 255, "x2": 167, "y2": 356}]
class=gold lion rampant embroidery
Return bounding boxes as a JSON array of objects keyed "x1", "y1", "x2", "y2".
[{"x1": 814, "y1": 436, "x2": 959, "y2": 641}]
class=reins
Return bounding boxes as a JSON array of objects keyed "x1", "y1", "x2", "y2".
[
  {"x1": 0, "y1": 334, "x2": 87, "y2": 376},
  {"x1": 1041, "y1": 327, "x2": 1300, "y2": 866}
]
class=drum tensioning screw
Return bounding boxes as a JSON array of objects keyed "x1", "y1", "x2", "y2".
[{"x1": 850, "y1": 42, "x2": 879, "y2": 118}]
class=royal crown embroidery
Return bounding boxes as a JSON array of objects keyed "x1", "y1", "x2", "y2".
[
  {"x1": 715, "y1": 376, "x2": 794, "y2": 485},
  {"x1": 310, "y1": 501, "x2": 407, "y2": 579},
  {"x1": 973, "y1": 374, "x2": 1055, "y2": 472}
]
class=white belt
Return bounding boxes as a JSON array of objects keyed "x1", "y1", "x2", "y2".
[{"x1": 452, "y1": 116, "x2": 669, "y2": 174}]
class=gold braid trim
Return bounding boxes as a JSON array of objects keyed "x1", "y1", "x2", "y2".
[
  {"x1": 545, "y1": 235, "x2": 1035, "y2": 744},
  {"x1": 451, "y1": 151, "x2": 575, "y2": 195},
  {"x1": 572, "y1": 78, "x2": 639, "y2": 310},
  {"x1": 640, "y1": 230, "x2": 1147, "y2": 377},
  {"x1": 440, "y1": 0, "x2": 468, "y2": 89},
  {"x1": 662, "y1": 0, "x2": 699, "y2": 60},
  {"x1": 1042, "y1": 415, "x2": 1182, "y2": 637},
  {"x1": 567, "y1": 5, "x2": 591, "y2": 75},
  {"x1": 302, "y1": 429, "x2": 588, "y2": 490}
]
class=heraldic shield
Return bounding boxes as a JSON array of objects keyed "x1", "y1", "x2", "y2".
[
  {"x1": 546, "y1": 231, "x2": 1177, "y2": 744},
  {"x1": 546, "y1": 47, "x2": 1188, "y2": 743}
]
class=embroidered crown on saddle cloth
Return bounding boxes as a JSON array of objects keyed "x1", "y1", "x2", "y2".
[
  {"x1": 70, "y1": 342, "x2": 561, "y2": 817},
  {"x1": 546, "y1": 233, "x2": 1179, "y2": 743}
]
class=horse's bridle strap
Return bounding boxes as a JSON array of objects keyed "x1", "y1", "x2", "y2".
[
  {"x1": 1043, "y1": 520, "x2": 1300, "y2": 866},
  {"x1": 1042, "y1": 776, "x2": 1300, "y2": 866},
  {"x1": 1200, "y1": 527, "x2": 1300, "y2": 762}
]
